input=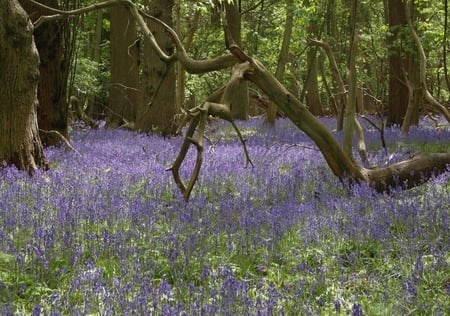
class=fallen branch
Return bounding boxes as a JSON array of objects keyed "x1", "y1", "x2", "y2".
[
  {"x1": 39, "y1": 129, "x2": 82, "y2": 156},
  {"x1": 167, "y1": 63, "x2": 253, "y2": 200}
]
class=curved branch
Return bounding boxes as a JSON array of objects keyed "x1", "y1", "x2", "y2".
[
  {"x1": 29, "y1": 0, "x2": 237, "y2": 73},
  {"x1": 139, "y1": 10, "x2": 239, "y2": 73}
]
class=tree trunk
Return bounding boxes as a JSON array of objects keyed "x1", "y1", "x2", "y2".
[
  {"x1": 224, "y1": 0, "x2": 249, "y2": 120},
  {"x1": 302, "y1": 0, "x2": 323, "y2": 117},
  {"x1": 86, "y1": 9, "x2": 105, "y2": 120},
  {"x1": 136, "y1": 0, "x2": 177, "y2": 134},
  {"x1": 265, "y1": 0, "x2": 294, "y2": 124},
  {"x1": 387, "y1": 0, "x2": 410, "y2": 126},
  {"x1": 107, "y1": 4, "x2": 139, "y2": 128},
  {"x1": 0, "y1": 0, "x2": 47, "y2": 172},
  {"x1": 20, "y1": 0, "x2": 71, "y2": 146},
  {"x1": 343, "y1": 0, "x2": 358, "y2": 156}
]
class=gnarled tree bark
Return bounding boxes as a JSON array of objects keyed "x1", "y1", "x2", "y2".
[{"x1": 0, "y1": 0, "x2": 47, "y2": 172}]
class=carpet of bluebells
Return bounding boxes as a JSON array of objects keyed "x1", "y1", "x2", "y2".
[{"x1": 1, "y1": 116, "x2": 449, "y2": 315}]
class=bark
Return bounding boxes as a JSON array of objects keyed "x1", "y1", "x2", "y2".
[
  {"x1": 240, "y1": 59, "x2": 450, "y2": 192},
  {"x1": 387, "y1": 0, "x2": 410, "y2": 126},
  {"x1": 136, "y1": 0, "x2": 177, "y2": 134},
  {"x1": 107, "y1": 4, "x2": 139, "y2": 128},
  {"x1": 302, "y1": 0, "x2": 323, "y2": 117},
  {"x1": 0, "y1": 0, "x2": 47, "y2": 171},
  {"x1": 444, "y1": 0, "x2": 450, "y2": 93},
  {"x1": 20, "y1": 0, "x2": 70, "y2": 146},
  {"x1": 224, "y1": 0, "x2": 249, "y2": 120}
]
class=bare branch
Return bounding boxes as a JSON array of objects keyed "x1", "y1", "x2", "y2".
[{"x1": 39, "y1": 129, "x2": 82, "y2": 156}]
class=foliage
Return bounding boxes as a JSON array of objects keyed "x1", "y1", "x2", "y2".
[{"x1": 1, "y1": 116, "x2": 449, "y2": 314}]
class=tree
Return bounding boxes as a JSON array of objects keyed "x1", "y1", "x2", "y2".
[
  {"x1": 20, "y1": 0, "x2": 72, "y2": 146},
  {"x1": 107, "y1": 4, "x2": 139, "y2": 128},
  {"x1": 136, "y1": 0, "x2": 177, "y2": 134},
  {"x1": 0, "y1": 0, "x2": 47, "y2": 171},
  {"x1": 302, "y1": 0, "x2": 324, "y2": 117},
  {"x1": 342, "y1": 0, "x2": 358, "y2": 156},
  {"x1": 224, "y1": 0, "x2": 249, "y2": 120},
  {"x1": 386, "y1": 0, "x2": 411, "y2": 126}
]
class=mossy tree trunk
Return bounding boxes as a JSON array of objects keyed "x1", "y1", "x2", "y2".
[{"x1": 0, "y1": 0, "x2": 47, "y2": 172}]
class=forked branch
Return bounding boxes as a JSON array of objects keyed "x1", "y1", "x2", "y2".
[{"x1": 167, "y1": 63, "x2": 254, "y2": 200}]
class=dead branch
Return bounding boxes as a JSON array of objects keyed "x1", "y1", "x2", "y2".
[
  {"x1": 354, "y1": 116, "x2": 370, "y2": 167},
  {"x1": 39, "y1": 129, "x2": 82, "y2": 156},
  {"x1": 167, "y1": 63, "x2": 253, "y2": 200}
]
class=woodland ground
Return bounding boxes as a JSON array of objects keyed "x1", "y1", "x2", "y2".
[{"x1": 0, "y1": 116, "x2": 449, "y2": 315}]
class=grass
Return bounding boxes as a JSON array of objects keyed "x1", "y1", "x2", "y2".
[{"x1": 0, "y1": 116, "x2": 449, "y2": 315}]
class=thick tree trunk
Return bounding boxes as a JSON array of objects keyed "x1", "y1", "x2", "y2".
[
  {"x1": 0, "y1": 0, "x2": 47, "y2": 172},
  {"x1": 107, "y1": 5, "x2": 139, "y2": 128},
  {"x1": 136, "y1": 0, "x2": 177, "y2": 134},
  {"x1": 20, "y1": 0, "x2": 70, "y2": 146}
]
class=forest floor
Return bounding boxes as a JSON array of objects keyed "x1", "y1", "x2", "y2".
[{"x1": 1, "y1": 116, "x2": 449, "y2": 315}]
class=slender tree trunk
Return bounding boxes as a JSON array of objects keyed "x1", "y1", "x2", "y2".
[
  {"x1": 303, "y1": 0, "x2": 323, "y2": 117},
  {"x1": 444, "y1": 0, "x2": 450, "y2": 93},
  {"x1": 387, "y1": 0, "x2": 410, "y2": 126},
  {"x1": 266, "y1": 0, "x2": 294, "y2": 124},
  {"x1": 107, "y1": 5, "x2": 139, "y2": 128},
  {"x1": 86, "y1": 9, "x2": 104, "y2": 119},
  {"x1": 0, "y1": 0, "x2": 47, "y2": 171},
  {"x1": 136, "y1": 0, "x2": 177, "y2": 134},
  {"x1": 343, "y1": 0, "x2": 358, "y2": 156},
  {"x1": 307, "y1": 39, "x2": 347, "y2": 126},
  {"x1": 20, "y1": 0, "x2": 71, "y2": 146}
]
